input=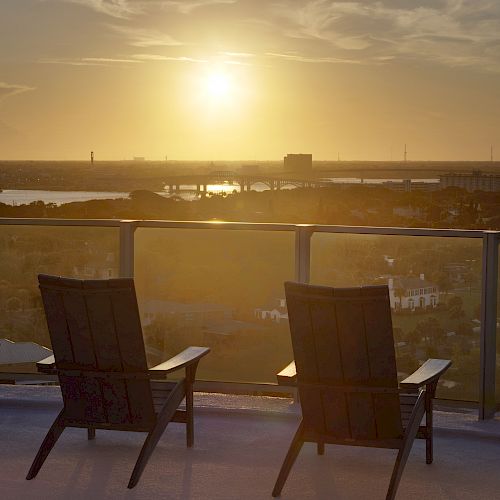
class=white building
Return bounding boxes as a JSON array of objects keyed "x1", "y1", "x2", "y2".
[
  {"x1": 388, "y1": 274, "x2": 439, "y2": 311},
  {"x1": 254, "y1": 298, "x2": 288, "y2": 323}
]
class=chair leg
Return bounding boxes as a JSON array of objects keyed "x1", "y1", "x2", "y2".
[
  {"x1": 425, "y1": 392, "x2": 433, "y2": 464},
  {"x1": 185, "y1": 362, "x2": 198, "y2": 448},
  {"x1": 185, "y1": 380, "x2": 194, "y2": 448},
  {"x1": 272, "y1": 421, "x2": 305, "y2": 498},
  {"x1": 128, "y1": 380, "x2": 186, "y2": 489},
  {"x1": 87, "y1": 427, "x2": 96, "y2": 440},
  {"x1": 386, "y1": 393, "x2": 426, "y2": 500},
  {"x1": 317, "y1": 441, "x2": 325, "y2": 455},
  {"x1": 26, "y1": 410, "x2": 66, "y2": 480}
]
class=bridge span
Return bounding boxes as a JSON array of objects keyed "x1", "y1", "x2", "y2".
[{"x1": 163, "y1": 171, "x2": 331, "y2": 195}]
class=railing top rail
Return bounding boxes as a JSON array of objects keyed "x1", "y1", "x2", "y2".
[
  {"x1": 313, "y1": 224, "x2": 488, "y2": 238},
  {"x1": 135, "y1": 220, "x2": 297, "y2": 231},
  {"x1": 0, "y1": 217, "x2": 123, "y2": 227},
  {"x1": 0, "y1": 217, "x2": 496, "y2": 238}
]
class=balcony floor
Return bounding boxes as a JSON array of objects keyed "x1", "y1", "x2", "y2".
[{"x1": 1, "y1": 386, "x2": 500, "y2": 500}]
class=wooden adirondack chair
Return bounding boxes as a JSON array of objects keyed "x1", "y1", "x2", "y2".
[
  {"x1": 273, "y1": 281, "x2": 451, "y2": 500},
  {"x1": 26, "y1": 274, "x2": 210, "y2": 488}
]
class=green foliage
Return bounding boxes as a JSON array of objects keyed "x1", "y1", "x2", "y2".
[{"x1": 448, "y1": 295, "x2": 466, "y2": 321}]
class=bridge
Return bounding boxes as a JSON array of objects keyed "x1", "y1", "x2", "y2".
[{"x1": 163, "y1": 171, "x2": 332, "y2": 195}]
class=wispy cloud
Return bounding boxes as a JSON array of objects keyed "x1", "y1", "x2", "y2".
[
  {"x1": 0, "y1": 82, "x2": 35, "y2": 102},
  {"x1": 29, "y1": 0, "x2": 500, "y2": 73},
  {"x1": 53, "y1": 0, "x2": 236, "y2": 18},
  {"x1": 219, "y1": 51, "x2": 255, "y2": 58},
  {"x1": 56, "y1": 0, "x2": 143, "y2": 19},
  {"x1": 83, "y1": 56, "x2": 141, "y2": 63},
  {"x1": 268, "y1": 0, "x2": 500, "y2": 72},
  {"x1": 265, "y1": 52, "x2": 361, "y2": 65},
  {"x1": 38, "y1": 57, "x2": 141, "y2": 66},
  {"x1": 109, "y1": 25, "x2": 182, "y2": 47},
  {"x1": 161, "y1": 0, "x2": 237, "y2": 15},
  {"x1": 132, "y1": 54, "x2": 207, "y2": 62},
  {"x1": 132, "y1": 52, "x2": 253, "y2": 66}
]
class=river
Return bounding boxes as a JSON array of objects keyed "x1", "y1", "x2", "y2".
[{"x1": 0, "y1": 177, "x2": 439, "y2": 205}]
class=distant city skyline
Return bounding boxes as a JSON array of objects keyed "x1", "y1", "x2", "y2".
[{"x1": 1, "y1": 1, "x2": 500, "y2": 161}]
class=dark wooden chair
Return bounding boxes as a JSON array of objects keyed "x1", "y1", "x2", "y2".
[
  {"x1": 273, "y1": 281, "x2": 451, "y2": 500},
  {"x1": 27, "y1": 274, "x2": 210, "y2": 488}
]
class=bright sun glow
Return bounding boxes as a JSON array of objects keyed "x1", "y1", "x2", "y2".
[
  {"x1": 188, "y1": 64, "x2": 251, "y2": 122},
  {"x1": 205, "y1": 71, "x2": 232, "y2": 101}
]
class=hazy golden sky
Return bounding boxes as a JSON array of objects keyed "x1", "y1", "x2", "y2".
[{"x1": 1, "y1": 0, "x2": 500, "y2": 161}]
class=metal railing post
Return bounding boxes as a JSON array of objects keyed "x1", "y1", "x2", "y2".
[
  {"x1": 294, "y1": 225, "x2": 313, "y2": 283},
  {"x1": 119, "y1": 220, "x2": 138, "y2": 278},
  {"x1": 479, "y1": 231, "x2": 499, "y2": 419}
]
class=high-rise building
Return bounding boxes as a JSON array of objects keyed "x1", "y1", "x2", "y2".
[{"x1": 283, "y1": 153, "x2": 312, "y2": 173}]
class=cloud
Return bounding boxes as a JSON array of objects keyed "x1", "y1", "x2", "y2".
[
  {"x1": 57, "y1": 0, "x2": 143, "y2": 19},
  {"x1": 38, "y1": 57, "x2": 141, "y2": 66},
  {"x1": 267, "y1": 0, "x2": 500, "y2": 72},
  {"x1": 131, "y1": 52, "x2": 254, "y2": 66},
  {"x1": 219, "y1": 51, "x2": 255, "y2": 58},
  {"x1": 83, "y1": 57, "x2": 141, "y2": 63},
  {"x1": 53, "y1": 0, "x2": 236, "y2": 18},
  {"x1": 34, "y1": 0, "x2": 500, "y2": 73},
  {"x1": 0, "y1": 82, "x2": 35, "y2": 103},
  {"x1": 160, "y1": 0, "x2": 237, "y2": 15},
  {"x1": 132, "y1": 54, "x2": 207, "y2": 63},
  {"x1": 109, "y1": 25, "x2": 182, "y2": 47},
  {"x1": 265, "y1": 52, "x2": 361, "y2": 65}
]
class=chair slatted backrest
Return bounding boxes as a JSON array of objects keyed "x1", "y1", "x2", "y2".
[
  {"x1": 285, "y1": 281, "x2": 403, "y2": 442},
  {"x1": 39, "y1": 274, "x2": 156, "y2": 426}
]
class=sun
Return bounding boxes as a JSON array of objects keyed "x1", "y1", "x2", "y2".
[
  {"x1": 205, "y1": 71, "x2": 232, "y2": 101},
  {"x1": 187, "y1": 63, "x2": 251, "y2": 119}
]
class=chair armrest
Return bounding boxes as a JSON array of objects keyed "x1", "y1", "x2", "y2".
[
  {"x1": 149, "y1": 346, "x2": 210, "y2": 375},
  {"x1": 277, "y1": 361, "x2": 297, "y2": 386},
  {"x1": 36, "y1": 355, "x2": 56, "y2": 374},
  {"x1": 400, "y1": 358, "x2": 452, "y2": 390}
]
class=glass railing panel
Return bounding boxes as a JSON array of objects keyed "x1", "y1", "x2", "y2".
[
  {"x1": 311, "y1": 232, "x2": 482, "y2": 402},
  {"x1": 135, "y1": 228, "x2": 295, "y2": 383},
  {"x1": 0, "y1": 225, "x2": 119, "y2": 358},
  {"x1": 494, "y1": 239, "x2": 500, "y2": 405}
]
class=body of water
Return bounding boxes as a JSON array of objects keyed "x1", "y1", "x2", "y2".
[
  {"x1": 0, "y1": 189, "x2": 129, "y2": 206},
  {"x1": 0, "y1": 177, "x2": 440, "y2": 205}
]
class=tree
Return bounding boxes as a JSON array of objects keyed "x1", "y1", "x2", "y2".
[
  {"x1": 463, "y1": 271, "x2": 476, "y2": 294},
  {"x1": 473, "y1": 303, "x2": 481, "y2": 321},
  {"x1": 457, "y1": 321, "x2": 473, "y2": 337},
  {"x1": 448, "y1": 295, "x2": 465, "y2": 323},
  {"x1": 410, "y1": 317, "x2": 445, "y2": 349},
  {"x1": 393, "y1": 286, "x2": 405, "y2": 311},
  {"x1": 431, "y1": 271, "x2": 452, "y2": 295}
]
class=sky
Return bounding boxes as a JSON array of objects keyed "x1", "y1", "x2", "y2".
[{"x1": 1, "y1": 0, "x2": 500, "y2": 161}]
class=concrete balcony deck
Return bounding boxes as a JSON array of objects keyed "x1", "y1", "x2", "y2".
[{"x1": 1, "y1": 385, "x2": 500, "y2": 500}]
